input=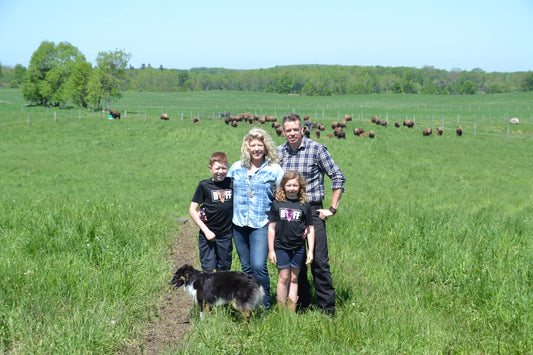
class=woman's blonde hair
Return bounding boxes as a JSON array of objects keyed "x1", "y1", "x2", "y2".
[
  {"x1": 275, "y1": 170, "x2": 307, "y2": 203},
  {"x1": 240, "y1": 127, "x2": 279, "y2": 167}
]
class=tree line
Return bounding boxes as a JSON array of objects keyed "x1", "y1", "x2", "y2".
[{"x1": 1, "y1": 40, "x2": 532, "y2": 109}]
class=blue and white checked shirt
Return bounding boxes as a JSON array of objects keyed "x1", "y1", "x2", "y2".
[
  {"x1": 228, "y1": 160, "x2": 284, "y2": 229},
  {"x1": 277, "y1": 137, "x2": 345, "y2": 203}
]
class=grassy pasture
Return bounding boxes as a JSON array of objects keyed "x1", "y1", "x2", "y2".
[{"x1": 0, "y1": 88, "x2": 532, "y2": 353}]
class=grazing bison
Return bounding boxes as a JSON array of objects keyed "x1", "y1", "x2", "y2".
[
  {"x1": 353, "y1": 127, "x2": 365, "y2": 136},
  {"x1": 303, "y1": 126, "x2": 311, "y2": 138},
  {"x1": 275, "y1": 127, "x2": 283, "y2": 136},
  {"x1": 403, "y1": 119, "x2": 415, "y2": 128},
  {"x1": 193, "y1": 117, "x2": 199, "y2": 124},
  {"x1": 110, "y1": 110, "x2": 121, "y2": 119},
  {"x1": 394, "y1": 121, "x2": 400, "y2": 128},
  {"x1": 435, "y1": 127, "x2": 443, "y2": 136},
  {"x1": 315, "y1": 129, "x2": 321, "y2": 138},
  {"x1": 456, "y1": 126, "x2": 463, "y2": 136},
  {"x1": 368, "y1": 130, "x2": 375, "y2": 139},
  {"x1": 333, "y1": 127, "x2": 345, "y2": 139},
  {"x1": 160, "y1": 113, "x2": 169, "y2": 120},
  {"x1": 231, "y1": 120, "x2": 238, "y2": 128},
  {"x1": 344, "y1": 114, "x2": 352, "y2": 121},
  {"x1": 423, "y1": 128, "x2": 432, "y2": 136}
]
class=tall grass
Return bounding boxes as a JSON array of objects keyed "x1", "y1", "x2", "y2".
[{"x1": 1, "y1": 88, "x2": 532, "y2": 353}]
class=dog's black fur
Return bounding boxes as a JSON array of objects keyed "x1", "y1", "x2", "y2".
[{"x1": 169, "y1": 264, "x2": 264, "y2": 321}]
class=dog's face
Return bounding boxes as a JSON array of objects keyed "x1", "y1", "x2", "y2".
[{"x1": 168, "y1": 264, "x2": 195, "y2": 290}]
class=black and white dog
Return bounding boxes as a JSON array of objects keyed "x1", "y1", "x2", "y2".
[{"x1": 169, "y1": 264, "x2": 264, "y2": 322}]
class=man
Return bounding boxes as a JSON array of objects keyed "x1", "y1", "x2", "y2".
[{"x1": 276, "y1": 113, "x2": 345, "y2": 316}]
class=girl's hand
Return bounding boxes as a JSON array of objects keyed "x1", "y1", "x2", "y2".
[
  {"x1": 269, "y1": 250, "x2": 277, "y2": 264},
  {"x1": 305, "y1": 251, "x2": 314, "y2": 265}
]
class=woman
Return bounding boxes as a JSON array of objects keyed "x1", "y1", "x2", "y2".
[{"x1": 228, "y1": 127, "x2": 283, "y2": 309}]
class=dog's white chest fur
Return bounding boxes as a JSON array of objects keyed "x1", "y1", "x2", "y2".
[{"x1": 184, "y1": 284, "x2": 198, "y2": 303}]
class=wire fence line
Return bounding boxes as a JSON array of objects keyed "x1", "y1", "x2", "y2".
[{"x1": 4, "y1": 106, "x2": 532, "y2": 141}]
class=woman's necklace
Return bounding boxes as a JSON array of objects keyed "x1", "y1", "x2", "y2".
[{"x1": 248, "y1": 172, "x2": 254, "y2": 198}]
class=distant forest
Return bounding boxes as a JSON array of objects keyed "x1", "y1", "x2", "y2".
[
  {"x1": 2, "y1": 62, "x2": 533, "y2": 97},
  {"x1": 122, "y1": 65, "x2": 533, "y2": 95}
]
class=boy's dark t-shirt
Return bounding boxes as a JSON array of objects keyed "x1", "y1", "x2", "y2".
[
  {"x1": 268, "y1": 198, "x2": 313, "y2": 251},
  {"x1": 192, "y1": 177, "x2": 233, "y2": 235}
]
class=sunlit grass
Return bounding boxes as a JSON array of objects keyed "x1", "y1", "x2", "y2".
[{"x1": 0, "y1": 88, "x2": 531, "y2": 353}]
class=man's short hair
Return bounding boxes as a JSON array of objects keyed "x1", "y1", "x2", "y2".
[{"x1": 282, "y1": 113, "x2": 301, "y2": 126}]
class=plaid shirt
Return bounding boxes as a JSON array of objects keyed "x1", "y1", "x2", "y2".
[
  {"x1": 277, "y1": 137, "x2": 345, "y2": 203},
  {"x1": 228, "y1": 160, "x2": 284, "y2": 229}
]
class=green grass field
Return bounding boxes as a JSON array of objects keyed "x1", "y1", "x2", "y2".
[{"x1": 1, "y1": 88, "x2": 532, "y2": 353}]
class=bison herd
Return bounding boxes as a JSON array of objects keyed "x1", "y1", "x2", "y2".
[
  {"x1": 107, "y1": 109, "x2": 466, "y2": 139},
  {"x1": 213, "y1": 111, "x2": 467, "y2": 140}
]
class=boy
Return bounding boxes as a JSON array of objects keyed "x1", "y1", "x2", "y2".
[{"x1": 189, "y1": 152, "x2": 233, "y2": 272}]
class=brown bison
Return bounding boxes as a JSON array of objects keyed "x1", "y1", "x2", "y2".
[
  {"x1": 368, "y1": 130, "x2": 375, "y2": 139},
  {"x1": 353, "y1": 127, "x2": 365, "y2": 136},
  {"x1": 456, "y1": 126, "x2": 463, "y2": 136},
  {"x1": 315, "y1": 129, "x2": 321, "y2": 138},
  {"x1": 403, "y1": 120, "x2": 415, "y2": 128},
  {"x1": 435, "y1": 127, "x2": 443, "y2": 136},
  {"x1": 394, "y1": 121, "x2": 400, "y2": 128},
  {"x1": 193, "y1": 117, "x2": 199, "y2": 124},
  {"x1": 110, "y1": 110, "x2": 121, "y2": 119},
  {"x1": 423, "y1": 128, "x2": 432, "y2": 136},
  {"x1": 160, "y1": 113, "x2": 169, "y2": 120}
]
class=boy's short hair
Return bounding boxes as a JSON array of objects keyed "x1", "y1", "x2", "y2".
[{"x1": 209, "y1": 152, "x2": 228, "y2": 166}]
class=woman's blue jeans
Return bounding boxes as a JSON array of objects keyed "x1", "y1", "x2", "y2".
[{"x1": 233, "y1": 224, "x2": 270, "y2": 308}]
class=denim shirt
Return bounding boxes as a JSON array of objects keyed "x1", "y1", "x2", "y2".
[{"x1": 228, "y1": 160, "x2": 283, "y2": 229}]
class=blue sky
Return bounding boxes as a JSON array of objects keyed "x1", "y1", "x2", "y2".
[{"x1": 1, "y1": 0, "x2": 532, "y2": 72}]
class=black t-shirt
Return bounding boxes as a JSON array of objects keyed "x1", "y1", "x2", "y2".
[
  {"x1": 268, "y1": 198, "x2": 313, "y2": 251},
  {"x1": 191, "y1": 177, "x2": 233, "y2": 235}
]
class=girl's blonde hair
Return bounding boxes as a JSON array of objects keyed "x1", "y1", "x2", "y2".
[
  {"x1": 240, "y1": 127, "x2": 279, "y2": 167},
  {"x1": 275, "y1": 171, "x2": 307, "y2": 203}
]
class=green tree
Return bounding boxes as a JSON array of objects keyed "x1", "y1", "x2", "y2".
[
  {"x1": 14, "y1": 64, "x2": 27, "y2": 84},
  {"x1": 520, "y1": 72, "x2": 533, "y2": 92},
  {"x1": 87, "y1": 73, "x2": 104, "y2": 108},
  {"x1": 92, "y1": 50, "x2": 131, "y2": 110},
  {"x1": 64, "y1": 61, "x2": 93, "y2": 107},
  {"x1": 22, "y1": 41, "x2": 88, "y2": 106},
  {"x1": 461, "y1": 80, "x2": 477, "y2": 94}
]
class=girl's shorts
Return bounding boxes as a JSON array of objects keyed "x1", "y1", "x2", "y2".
[{"x1": 275, "y1": 245, "x2": 306, "y2": 269}]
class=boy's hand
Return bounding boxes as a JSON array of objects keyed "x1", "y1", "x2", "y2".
[
  {"x1": 205, "y1": 230, "x2": 216, "y2": 241},
  {"x1": 199, "y1": 207, "x2": 207, "y2": 222}
]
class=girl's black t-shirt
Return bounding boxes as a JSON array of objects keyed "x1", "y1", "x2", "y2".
[{"x1": 268, "y1": 198, "x2": 313, "y2": 251}]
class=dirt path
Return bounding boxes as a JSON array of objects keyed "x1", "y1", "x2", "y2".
[{"x1": 127, "y1": 219, "x2": 197, "y2": 354}]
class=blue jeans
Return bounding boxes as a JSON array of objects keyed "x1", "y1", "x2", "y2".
[{"x1": 233, "y1": 224, "x2": 270, "y2": 308}]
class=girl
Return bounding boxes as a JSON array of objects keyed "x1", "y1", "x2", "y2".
[{"x1": 268, "y1": 171, "x2": 315, "y2": 312}]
